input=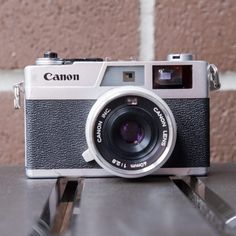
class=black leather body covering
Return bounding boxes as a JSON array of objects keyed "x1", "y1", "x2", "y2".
[{"x1": 25, "y1": 98, "x2": 209, "y2": 169}]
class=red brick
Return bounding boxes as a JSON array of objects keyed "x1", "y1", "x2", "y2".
[
  {"x1": 0, "y1": 92, "x2": 24, "y2": 165},
  {"x1": 155, "y1": 0, "x2": 236, "y2": 71},
  {"x1": 0, "y1": 0, "x2": 139, "y2": 69},
  {"x1": 210, "y1": 91, "x2": 236, "y2": 162}
]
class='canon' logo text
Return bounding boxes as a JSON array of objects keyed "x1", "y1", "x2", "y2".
[{"x1": 44, "y1": 73, "x2": 79, "y2": 81}]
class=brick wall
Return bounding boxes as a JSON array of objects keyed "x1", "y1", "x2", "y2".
[{"x1": 0, "y1": 0, "x2": 235, "y2": 165}]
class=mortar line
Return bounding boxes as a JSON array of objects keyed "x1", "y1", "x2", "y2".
[{"x1": 139, "y1": 0, "x2": 155, "y2": 61}]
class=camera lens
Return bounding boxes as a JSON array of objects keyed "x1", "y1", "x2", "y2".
[
  {"x1": 86, "y1": 87, "x2": 177, "y2": 178},
  {"x1": 119, "y1": 120, "x2": 144, "y2": 144}
]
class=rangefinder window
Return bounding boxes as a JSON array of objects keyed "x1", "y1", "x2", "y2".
[
  {"x1": 123, "y1": 71, "x2": 135, "y2": 82},
  {"x1": 152, "y1": 65, "x2": 192, "y2": 89}
]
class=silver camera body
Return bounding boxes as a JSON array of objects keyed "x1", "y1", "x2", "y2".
[{"x1": 18, "y1": 52, "x2": 220, "y2": 178}]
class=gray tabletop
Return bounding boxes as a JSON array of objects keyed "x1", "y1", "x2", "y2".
[{"x1": 0, "y1": 164, "x2": 236, "y2": 236}]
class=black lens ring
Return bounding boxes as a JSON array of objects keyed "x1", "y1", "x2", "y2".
[{"x1": 104, "y1": 106, "x2": 158, "y2": 160}]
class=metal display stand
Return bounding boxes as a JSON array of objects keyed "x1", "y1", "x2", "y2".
[{"x1": 0, "y1": 164, "x2": 236, "y2": 236}]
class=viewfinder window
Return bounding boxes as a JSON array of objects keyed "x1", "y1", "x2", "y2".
[{"x1": 153, "y1": 65, "x2": 192, "y2": 89}]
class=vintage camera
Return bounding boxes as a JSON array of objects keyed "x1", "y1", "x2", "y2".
[{"x1": 14, "y1": 52, "x2": 220, "y2": 178}]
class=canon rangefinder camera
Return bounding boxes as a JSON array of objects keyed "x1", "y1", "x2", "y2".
[{"x1": 17, "y1": 52, "x2": 220, "y2": 178}]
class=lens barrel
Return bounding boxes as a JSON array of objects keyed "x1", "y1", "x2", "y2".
[{"x1": 85, "y1": 87, "x2": 177, "y2": 178}]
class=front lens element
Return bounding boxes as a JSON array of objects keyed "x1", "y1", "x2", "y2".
[{"x1": 119, "y1": 120, "x2": 144, "y2": 144}]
